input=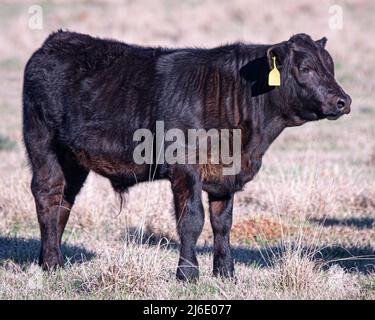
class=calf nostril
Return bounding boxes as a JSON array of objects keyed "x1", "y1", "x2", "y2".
[{"x1": 337, "y1": 98, "x2": 346, "y2": 109}]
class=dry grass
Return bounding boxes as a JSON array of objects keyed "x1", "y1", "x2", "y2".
[{"x1": 1, "y1": 0, "x2": 375, "y2": 299}]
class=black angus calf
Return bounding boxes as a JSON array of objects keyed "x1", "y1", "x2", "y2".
[{"x1": 23, "y1": 31, "x2": 351, "y2": 281}]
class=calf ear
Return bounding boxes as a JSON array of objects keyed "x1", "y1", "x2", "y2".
[
  {"x1": 316, "y1": 37, "x2": 327, "y2": 48},
  {"x1": 266, "y1": 42, "x2": 288, "y2": 70},
  {"x1": 239, "y1": 56, "x2": 276, "y2": 96}
]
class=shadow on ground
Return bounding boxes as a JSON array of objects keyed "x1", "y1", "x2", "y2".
[
  {"x1": 310, "y1": 217, "x2": 375, "y2": 229},
  {"x1": 3, "y1": 231, "x2": 374, "y2": 275},
  {"x1": 205, "y1": 244, "x2": 375, "y2": 274},
  {"x1": 0, "y1": 236, "x2": 95, "y2": 266},
  {"x1": 124, "y1": 228, "x2": 375, "y2": 274}
]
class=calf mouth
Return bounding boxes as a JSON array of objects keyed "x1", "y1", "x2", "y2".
[
  {"x1": 326, "y1": 112, "x2": 342, "y2": 120},
  {"x1": 325, "y1": 108, "x2": 350, "y2": 120}
]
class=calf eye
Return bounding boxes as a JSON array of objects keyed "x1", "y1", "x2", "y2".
[{"x1": 300, "y1": 66, "x2": 311, "y2": 74}]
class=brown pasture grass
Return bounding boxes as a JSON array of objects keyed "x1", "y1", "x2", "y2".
[{"x1": 0, "y1": 0, "x2": 375, "y2": 299}]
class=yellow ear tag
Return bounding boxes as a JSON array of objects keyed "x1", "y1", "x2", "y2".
[{"x1": 268, "y1": 56, "x2": 281, "y2": 86}]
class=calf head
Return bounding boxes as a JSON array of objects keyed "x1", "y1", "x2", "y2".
[{"x1": 267, "y1": 33, "x2": 351, "y2": 122}]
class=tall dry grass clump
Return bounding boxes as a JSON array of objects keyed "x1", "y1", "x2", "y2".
[
  {"x1": 266, "y1": 242, "x2": 362, "y2": 299},
  {"x1": 271, "y1": 243, "x2": 321, "y2": 295},
  {"x1": 73, "y1": 233, "x2": 174, "y2": 299}
]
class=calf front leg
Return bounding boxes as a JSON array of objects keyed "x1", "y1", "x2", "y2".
[
  {"x1": 170, "y1": 167, "x2": 204, "y2": 281},
  {"x1": 209, "y1": 194, "x2": 234, "y2": 278}
]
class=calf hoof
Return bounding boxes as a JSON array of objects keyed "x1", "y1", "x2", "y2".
[
  {"x1": 176, "y1": 265, "x2": 199, "y2": 282},
  {"x1": 213, "y1": 268, "x2": 235, "y2": 279},
  {"x1": 39, "y1": 250, "x2": 64, "y2": 271},
  {"x1": 213, "y1": 261, "x2": 235, "y2": 279}
]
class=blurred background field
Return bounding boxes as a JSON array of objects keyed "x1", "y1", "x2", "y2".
[{"x1": 0, "y1": 0, "x2": 375, "y2": 299}]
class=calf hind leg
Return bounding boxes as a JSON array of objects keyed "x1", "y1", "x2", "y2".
[
  {"x1": 56, "y1": 152, "x2": 89, "y2": 246},
  {"x1": 31, "y1": 150, "x2": 88, "y2": 269}
]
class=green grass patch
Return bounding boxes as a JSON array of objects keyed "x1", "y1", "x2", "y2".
[
  {"x1": 0, "y1": 57, "x2": 22, "y2": 71},
  {"x1": 0, "y1": 134, "x2": 16, "y2": 151}
]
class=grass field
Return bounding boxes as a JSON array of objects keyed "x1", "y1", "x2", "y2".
[{"x1": 0, "y1": 0, "x2": 375, "y2": 299}]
